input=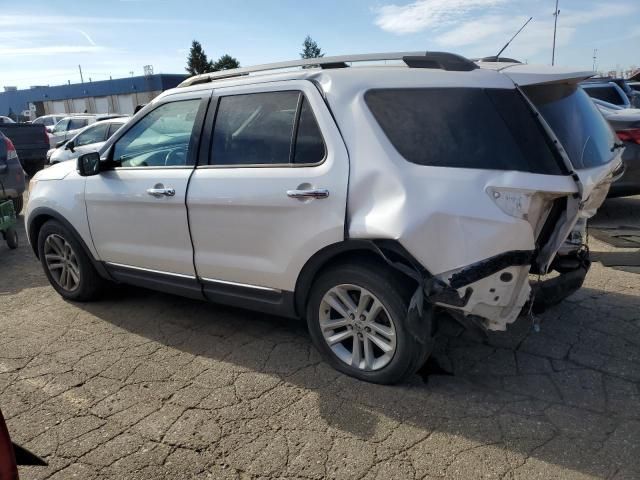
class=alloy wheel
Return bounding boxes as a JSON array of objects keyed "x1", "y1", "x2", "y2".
[
  {"x1": 44, "y1": 234, "x2": 81, "y2": 292},
  {"x1": 319, "y1": 284, "x2": 397, "y2": 371}
]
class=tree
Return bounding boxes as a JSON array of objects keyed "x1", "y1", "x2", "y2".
[
  {"x1": 212, "y1": 54, "x2": 240, "y2": 71},
  {"x1": 186, "y1": 40, "x2": 212, "y2": 75},
  {"x1": 300, "y1": 35, "x2": 323, "y2": 59}
]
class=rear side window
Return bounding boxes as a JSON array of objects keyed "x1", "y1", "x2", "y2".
[
  {"x1": 107, "y1": 123, "x2": 124, "y2": 138},
  {"x1": 365, "y1": 88, "x2": 564, "y2": 174},
  {"x1": 211, "y1": 91, "x2": 325, "y2": 166},
  {"x1": 583, "y1": 86, "x2": 625, "y2": 105},
  {"x1": 68, "y1": 118, "x2": 88, "y2": 130},
  {"x1": 523, "y1": 84, "x2": 616, "y2": 169}
]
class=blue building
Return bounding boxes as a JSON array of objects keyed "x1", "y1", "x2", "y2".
[{"x1": 0, "y1": 74, "x2": 187, "y2": 120}]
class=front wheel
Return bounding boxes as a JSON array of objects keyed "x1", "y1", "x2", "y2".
[
  {"x1": 306, "y1": 262, "x2": 432, "y2": 384},
  {"x1": 37, "y1": 220, "x2": 104, "y2": 301}
]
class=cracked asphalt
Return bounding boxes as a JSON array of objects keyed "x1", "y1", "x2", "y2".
[{"x1": 1, "y1": 197, "x2": 639, "y2": 479}]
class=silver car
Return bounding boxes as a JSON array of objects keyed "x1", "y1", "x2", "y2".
[{"x1": 48, "y1": 118, "x2": 127, "y2": 164}]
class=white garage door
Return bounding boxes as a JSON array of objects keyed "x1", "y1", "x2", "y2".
[
  {"x1": 116, "y1": 94, "x2": 135, "y2": 115},
  {"x1": 95, "y1": 96, "x2": 110, "y2": 114},
  {"x1": 72, "y1": 98, "x2": 87, "y2": 113},
  {"x1": 51, "y1": 101, "x2": 66, "y2": 114}
]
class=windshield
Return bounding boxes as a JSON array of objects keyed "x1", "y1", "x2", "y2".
[{"x1": 522, "y1": 84, "x2": 616, "y2": 169}]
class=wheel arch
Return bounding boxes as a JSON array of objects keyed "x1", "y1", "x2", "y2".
[
  {"x1": 27, "y1": 207, "x2": 112, "y2": 280},
  {"x1": 293, "y1": 239, "x2": 428, "y2": 317}
]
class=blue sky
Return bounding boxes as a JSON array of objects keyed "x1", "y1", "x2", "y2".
[{"x1": 1, "y1": 0, "x2": 638, "y2": 88}]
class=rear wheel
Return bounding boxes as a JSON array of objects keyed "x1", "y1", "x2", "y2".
[
  {"x1": 5, "y1": 227, "x2": 18, "y2": 249},
  {"x1": 37, "y1": 220, "x2": 104, "y2": 301},
  {"x1": 307, "y1": 262, "x2": 431, "y2": 384}
]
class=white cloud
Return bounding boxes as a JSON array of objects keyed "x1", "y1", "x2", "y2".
[
  {"x1": 0, "y1": 45, "x2": 105, "y2": 57},
  {"x1": 374, "y1": 0, "x2": 507, "y2": 34},
  {"x1": 77, "y1": 29, "x2": 97, "y2": 46},
  {"x1": 374, "y1": 0, "x2": 635, "y2": 61}
]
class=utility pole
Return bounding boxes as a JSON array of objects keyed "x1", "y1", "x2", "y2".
[
  {"x1": 592, "y1": 49, "x2": 598, "y2": 72},
  {"x1": 78, "y1": 64, "x2": 84, "y2": 83},
  {"x1": 551, "y1": 0, "x2": 560, "y2": 66}
]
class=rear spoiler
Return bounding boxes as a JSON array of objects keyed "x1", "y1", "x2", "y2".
[{"x1": 498, "y1": 64, "x2": 595, "y2": 86}]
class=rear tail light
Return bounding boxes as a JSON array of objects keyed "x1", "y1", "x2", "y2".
[
  {"x1": 616, "y1": 128, "x2": 640, "y2": 145},
  {"x1": 4, "y1": 137, "x2": 18, "y2": 161}
]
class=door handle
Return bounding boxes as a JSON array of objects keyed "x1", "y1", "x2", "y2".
[
  {"x1": 286, "y1": 188, "x2": 330, "y2": 199},
  {"x1": 146, "y1": 186, "x2": 175, "y2": 197}
]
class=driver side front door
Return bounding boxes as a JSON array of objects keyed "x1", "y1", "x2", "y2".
[{"x1": 85, "y1": 94, "x2": 209, "y2": 297}]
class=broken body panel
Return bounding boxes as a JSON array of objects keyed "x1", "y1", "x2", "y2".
[{"x1": 320, "y1": 66, "x2": 620, "y2": 331}]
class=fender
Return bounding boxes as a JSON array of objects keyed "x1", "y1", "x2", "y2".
[
  {"x1": 293, "y1": 239, "x2": 428, "y2": 316},
  {"x1": 27, "y1": 206, "x2": 113, "y2": 281}
]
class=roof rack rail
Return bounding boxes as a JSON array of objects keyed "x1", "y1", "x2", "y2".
[{"x1": 178, "y1": 51, "x2": 477, "y2": 87}]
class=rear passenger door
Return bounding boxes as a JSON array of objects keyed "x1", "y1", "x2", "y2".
[{"x1": 188, "y1": 81, "x2": 349, "y2": 301}]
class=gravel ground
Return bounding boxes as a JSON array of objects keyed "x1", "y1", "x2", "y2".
[{"x1": 0, "y1": 197, "x2": 639, "y2": 480}]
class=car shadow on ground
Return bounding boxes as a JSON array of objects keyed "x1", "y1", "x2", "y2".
[{"x1": 73, "y1": 281, "x2": 640, "y2": 479}]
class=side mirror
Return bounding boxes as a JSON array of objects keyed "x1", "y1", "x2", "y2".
[
  {"x1": 65, "y1": 140, "x2": 75, "y2": 152},
  {"x1": 77, "y1": 152, "x2": 101, "y2": 177}
]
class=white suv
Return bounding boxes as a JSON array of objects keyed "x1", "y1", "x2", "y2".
[{"x1": 26, "y1": 52, "x2": 622, "y2": 384}]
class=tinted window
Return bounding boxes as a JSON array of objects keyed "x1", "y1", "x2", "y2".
[
  {"x1": 112, "y1": 100, "x2": 200, "y2": 168},
  {"x1": 583, "y1": 85, "x2": 625, "y2": 105},
  {"x1": 75, "y1": 122, "x2": 109, "y2": 146},
  {"x1": 293, "y1": 97, "x2": 325, "y2": 164},
  {"x1": 523, "y1": 84, "x2": 616, "y2": 169},
  {"x1": 212, "y1": 92, "x2": 299, "y2": 166},
  {"x1": 365, "y1": 88, "x2": 563, "y2": 174}
]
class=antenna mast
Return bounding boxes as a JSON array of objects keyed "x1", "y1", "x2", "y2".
[
  {"x1": 496, "y1": 16, "x2": 533, "y2": 61},
  {"x1": 552, "y1": 0, "x2": 560, "y2": 65}
]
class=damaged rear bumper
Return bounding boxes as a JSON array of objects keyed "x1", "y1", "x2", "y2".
[{"x1": 424, "y1": 249, "x2": 590, "y2": 331}]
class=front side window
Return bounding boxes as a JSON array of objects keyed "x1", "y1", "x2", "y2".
[
  {"x1": 211, "y1": 91, "x2": 325, "y2": 166},
  {"x1": 53, "y1": 119, "x2": 68, "y2": 133},
  {"x1": 365, "y1": 88, "x2": 564, "y2": 174},
  {"x1": 112, "y1": 99, "x2": 201, "y2": 168},
  {"x1": 75, "y1": 123, "x2": 109, "y2": 147}
]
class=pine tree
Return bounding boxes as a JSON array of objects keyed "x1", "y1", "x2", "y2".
[
  {"x1": 212, "y1": 54, "x2": 240, "y2": 72},
  {"x1": 186, "y1": 40, "x2": 212, "y2": 75},
  {"x1": 300, "y1": 35, "x2": 324, "y2": 59}
]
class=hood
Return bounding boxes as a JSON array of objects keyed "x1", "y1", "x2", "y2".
[{"x1": 33, "y1": 159, "x2": 76, "y2": 181}]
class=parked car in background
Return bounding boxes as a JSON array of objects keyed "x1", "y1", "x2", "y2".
[
  {"x1": 0, "y1": 123, "x2": 49, "y2": 177},
  {"x1": 0, "y1": 116, "x2": 15, "y2": 124},
  {"x1": 32, "y1": 114, "x2": 67, "y2": 133},
  {"x1": 581, "y1": 81, "x2": 631, "y2": 108},
  {"x1": 593, "y1": 104, "x2": 640, "y2": 197},
  {"x1": 48, "y1": 114, "x2": 127, "y2": 148},
  {"x1": 0, "y1": 132, "x2": 27, "y2": 214},
  {"x1": 608, "y1": 78, "x2": 640, "y2": 107},
  {"x1": 48, "y1": 118, "x2": 128, "y2": 164},
  {"x1": 26, "y1": 52, "x2": 621, "y2": 384}
]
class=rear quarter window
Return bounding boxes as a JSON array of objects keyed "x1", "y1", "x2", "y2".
[
  {"x1": 365, "y1": 88, "x2": 564, "y2": 175},
  {"x1": 583, "y1": 86, "x2": 626, "y2": 106}
]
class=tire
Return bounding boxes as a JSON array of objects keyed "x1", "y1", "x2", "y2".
[
  {"x1": 306, "y1": 261, "x2": 432, "y2": 384},
  {"x1": 5, "y1": 227, "x2": 18, "y2": 249},
  {"x1": 37, "y1": 220, "x2": 104, "y2": 301},
  {"x1": 12, "y1": 196, "x2": 23, "y2": 216}
]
